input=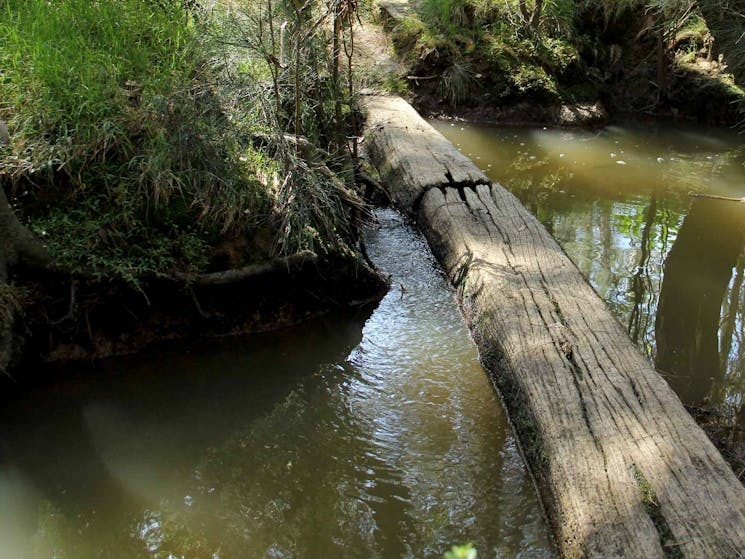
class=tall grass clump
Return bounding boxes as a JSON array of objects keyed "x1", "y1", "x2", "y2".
[
  {"x1": 213, "y1": 0, "x2": 369, "y2": 257},
  {"x1": 0, "y1": 0, "x2": 269, "y2": 283},
  {"x1": 0, "y1": 0, "x2": 369, "y2": 286}
]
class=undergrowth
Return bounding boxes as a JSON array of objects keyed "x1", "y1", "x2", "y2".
[
  {"x1": 390, "y1": 0, "x2": 745, "y2": 118},
  {"x1": 0, "y1": 0, "x2": 363, "y2": 288},
  {"x1": 391, "y1": 0, "x2": 585, "y2": 106}
]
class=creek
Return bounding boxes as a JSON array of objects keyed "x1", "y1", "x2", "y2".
[
  {"x1": 0, "y1": 210, "x2": 551, "y2": 559},
  {"x1": 434, "y1": 118, "x2": 745, "y2": 418}
]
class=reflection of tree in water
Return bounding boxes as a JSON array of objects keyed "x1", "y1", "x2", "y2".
[
  {"x1": 627, "y1": 190, "x2": 658, "y2": 347},
  {"x1": 655, "y1": 199, "x2": 745, "y2": 407},
  {"x1": 716, "y1": 255, "x2": 745, "y2": 411}
]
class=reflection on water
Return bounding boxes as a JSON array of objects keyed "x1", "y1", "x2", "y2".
[
  {"x1": 434, "y1": 119, "x2": 745, "y2": 417},
  {"x1": 0, "y1": 210, "x2": 550, "y2": 559}
]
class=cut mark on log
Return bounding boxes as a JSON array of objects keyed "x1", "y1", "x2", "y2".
[{"x1": 632, "y1": 464, "x2": 685, "y2": 559}]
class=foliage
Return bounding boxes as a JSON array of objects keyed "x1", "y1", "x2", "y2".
[
  {"x1": 392, "y1": 0, "x2": 745, "y2": 117},
  {"x1": 444, "y1": 543, "x2": 478, "y2": 559},
  {"x1": 29, "y1": 196, "x2": 212, "y2": 285},
  {"x1": 394, "y1": 0, "x2": 585, "y2": 105},
  {"x1": 214, "y1": 0, "x2": 365, "y2": 254},
  {"x1": 0, "y1": 0, "x2": 269, "y2": 281},
  {"x1": 0, "y1": 0, "x2": 366, "y2": 287}
]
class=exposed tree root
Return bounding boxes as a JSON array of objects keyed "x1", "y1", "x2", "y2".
[
  {"x1": 174, "y1": 250, "x2": 318, "y2": 286},
  {"x1": 0, "y1": 187, "x2": 52, "y2": 374}
]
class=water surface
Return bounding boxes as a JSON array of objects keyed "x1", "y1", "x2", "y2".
[
  {"x1": 0, "y1": 209, "x2": 550, "y2": 559},
  {"x1": 434, "y1": 119, "x2": 745, "y2": 416}
]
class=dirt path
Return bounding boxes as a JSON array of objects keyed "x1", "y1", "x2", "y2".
[{"x1": 352, "y1": 8, "x2": 408, "y2": 91}]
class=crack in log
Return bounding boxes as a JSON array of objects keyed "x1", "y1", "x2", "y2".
[
  {"x1": 632, "y1": 464, "x2": 685, "y2": 559},
  {"x1": 628, "y1": 376, "x2": 645, "y2": 407}
]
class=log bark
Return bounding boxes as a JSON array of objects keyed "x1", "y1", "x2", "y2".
[
  {"x1": 363, "y1": 95, "x2": 489, "y2": 214},
  {"x1": 363, "y1": 94, "x2": 745, "y2": 558}
]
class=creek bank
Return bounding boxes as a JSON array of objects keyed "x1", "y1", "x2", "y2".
[
  {"x1": 6, "y1": 249, "x2": 387, "y2": 374},
  {"x1": 421, "y1": 100, "x2": 608, "y2": 128},
  {"x1": 363, "y1": 93, "x2": 745, "y2": 558},
  {"x1": 376, "y1": 0, "x2": 745, "y2": 129}
]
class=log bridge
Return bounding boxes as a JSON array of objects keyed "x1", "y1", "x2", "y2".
[{"x1": 362, "y1": 94, "x2": 745, "y2": 558}]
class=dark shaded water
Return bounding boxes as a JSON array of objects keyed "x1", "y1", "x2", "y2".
[
  {"x1": 0, "y1": 210, "x2": 550, "y2": 559},
  {"x1": 434, "y1": 119, "x2": 745, "y2": 418}
]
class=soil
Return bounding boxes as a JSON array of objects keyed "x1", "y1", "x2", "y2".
[{"x1": 12, "y1": 251, "x2": 388, "y2": 374}]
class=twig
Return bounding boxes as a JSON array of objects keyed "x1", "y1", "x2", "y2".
[
  {"x1": 187, "y1": 286, "x2": 210, "y2": 319},
  {"x1": 50, "y1": 278, "x2": 77, "y2": 326},
  {"x1": 689, "y1": 192, "x2": 745, "y2": 202}
]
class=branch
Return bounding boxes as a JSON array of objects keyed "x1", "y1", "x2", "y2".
[
  {"x1": 356, "y1": 168, "x2": 392, "y2": 202},
  {"x1": 689, "y1": 192, "x2": 745, "y2": 202}
]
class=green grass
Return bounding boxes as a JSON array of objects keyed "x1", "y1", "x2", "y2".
[
  {"x1": 0, "y1": 0, "x2": 198, "y2": 176},
  {"x1": 0, "y1": 0, "x2": 273, "y2": 284}
]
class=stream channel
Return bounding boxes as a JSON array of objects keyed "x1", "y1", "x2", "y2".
[
  {"x1": 5, "y1": 117, "x2": 744, "y2": 559},
  {"x1": 434, "y1": 118, "x2": 745, "y2": 444},
  {"x1": 0, "y1": 210, "x2": 551, "y2": 558}
]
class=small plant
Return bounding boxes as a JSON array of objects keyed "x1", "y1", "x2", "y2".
[
  {"x1": 440, "y1": 58, "x2": 477, "y2": 105},
  {"x1": 444, "y1": 543, "x2": 478, "y2": 559}
]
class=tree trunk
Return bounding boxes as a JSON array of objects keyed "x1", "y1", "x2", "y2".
[
  {"x1": 519, "y1": 0, "x2": 542, "y2": 29},
  {"x1": 0, "y1": 187, "x2": 51, "y2": 373},
  {"x1": 332, "y1": 3, "x2": 345, "y2": 153},
  {"x1": 529, "y1": 0, "x2": 543, "y2": 29}
]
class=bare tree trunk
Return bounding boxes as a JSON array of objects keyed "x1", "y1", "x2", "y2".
[
  {"x1": 267, "y1": 0, "x2": 283, "y2": 125},
  {"x1": 0, "y1": 186, "x2": 51, "y2": 374},
  {"x1": 655, "y1": 27, "x2": 667, "y2": 104},
  {"x1": 332, "y1": 1, "x2": 345, "y2": 152},
  {"x1": 519, "y1": 0, "x2": 542, "y2": 29},
  {"x1": 529, "y1": 0, "x2": 543, "y2": 28}
]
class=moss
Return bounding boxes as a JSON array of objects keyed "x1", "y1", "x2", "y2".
[{"x1": 631, "y1": 464, "x2": 684, "y2": 559}]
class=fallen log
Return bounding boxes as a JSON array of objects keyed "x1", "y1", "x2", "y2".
[
  {"x1": 363, "y1": 94, "x2": 745, "y2": 558},
  {"x1": 363, "y1": 95, "x2": 489, "y2": 214}
]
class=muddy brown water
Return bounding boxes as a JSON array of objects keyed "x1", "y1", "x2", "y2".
[
  {"x1": 434, "y1": 118, "x2": 745, "y2": 420},
  {"x1": 0, "y1": 210, "x2": 551, "y2": 558}
]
